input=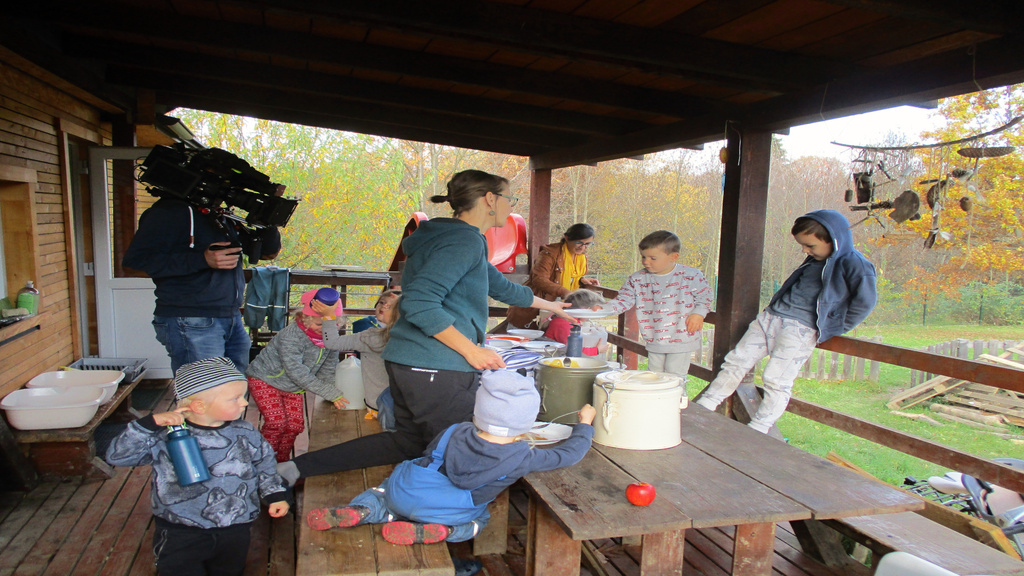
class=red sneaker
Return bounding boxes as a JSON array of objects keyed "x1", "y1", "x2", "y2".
[
  {"x1": 382, "y1": 521, "x2": 450, "y2": 545},
  {"x1": 306, "y1": 505, "x2": 370, "y2": 531}
]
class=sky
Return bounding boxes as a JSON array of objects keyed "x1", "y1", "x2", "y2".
[{"x1": 777, "y1": 105, "x2": 945, "y2": 161}]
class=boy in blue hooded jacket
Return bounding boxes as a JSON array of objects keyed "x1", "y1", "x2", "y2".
[{"x1": 695, "y1": 209, "x2": 877, "y2": 433}]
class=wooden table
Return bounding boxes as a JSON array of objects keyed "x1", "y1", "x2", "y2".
[{"x1": 522, "y1": 405, "x2": 924, "y2": 576}]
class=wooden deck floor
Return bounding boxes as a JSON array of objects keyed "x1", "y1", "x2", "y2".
[{"x1": 0, "y1": 380, "x2": 859, "y2": 576}]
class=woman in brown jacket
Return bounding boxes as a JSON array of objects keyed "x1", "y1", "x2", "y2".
[{"x1": 506, "y1": 223, "x2": 598, "y2": 328}]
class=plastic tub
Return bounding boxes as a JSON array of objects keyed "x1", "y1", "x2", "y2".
[
  {"x1": 1, "y1": 386, "x2": 105, "y2": 430},
  {"x1": 27, "y1": 370, "x2": 124, "y2": 404}
]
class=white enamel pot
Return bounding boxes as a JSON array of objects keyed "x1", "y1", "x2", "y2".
[{"x1": 592, "y1": 370, "x2": 686, "y2": 450}]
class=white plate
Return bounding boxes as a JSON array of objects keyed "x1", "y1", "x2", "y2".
[
  {"x1": 485, "y1": 339, "x2": 516, "y2": 350},
  {"x1": 519, "y1": 340, "x2": 565, "y2": 352},
  {"x1": 507, "y1": 328, "x2": 544, "y2": 340},
  {"x1": 565, "y1": 308, "x2": 616, "y2": 319},
  {"x1": 322, "y1": 264, "x2": 366, "y2": 271},
  {"x1": 527, "y1": 422, "x2": 573, "y2": 445}
]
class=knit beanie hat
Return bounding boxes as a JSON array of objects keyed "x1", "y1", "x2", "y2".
[
  {"x1": 174, "y1": 357, "x2": 245, "y2": 400},
  {"x1": 301, "y1": 288, "x2": 343, "y2": 317},
  {"x1": 473, "y1": 370, "x2": 540, "y2": 437}
]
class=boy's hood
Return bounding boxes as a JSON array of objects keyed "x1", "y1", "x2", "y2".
[
  {"x1": 401, "y1": 218, "x2": 476, "y2": 257},
  {"x1": 802, "y1": 209, "x2": 854, "y2": 258}
]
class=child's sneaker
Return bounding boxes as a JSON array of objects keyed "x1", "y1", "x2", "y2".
[
  {"x1": 382, "y1": 521, "x2": 450, "y2": 545},
  {"x1": 306, "y1": 505, "x2": 370, "y2": 531}
]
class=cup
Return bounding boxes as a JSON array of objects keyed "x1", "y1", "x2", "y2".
[{"x1": 315, "y1": 287, "x2": 340, "y2": 306}]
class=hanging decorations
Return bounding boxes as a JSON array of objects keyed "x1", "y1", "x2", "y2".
[{"x1": 832, "y1": 115, "x2": 1020, "y2": 248}]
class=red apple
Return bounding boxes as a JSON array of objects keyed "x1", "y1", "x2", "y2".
[{"x1": 625, "y1": 482, "x2": 656, "y2": 506}]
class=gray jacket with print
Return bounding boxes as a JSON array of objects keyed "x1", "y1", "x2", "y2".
[{"x1": 245, "y1": 320, "x2": 341, "y2": 400}]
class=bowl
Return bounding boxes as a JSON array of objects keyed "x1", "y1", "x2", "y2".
[
  {"x1": 507, "y1": 329, "x2": 544, "y2": 340},
  {"x1": 27, "y1": 370, "x2": 124, "y2": 404},
  {"x1": 1, "y1": 386, "x2": 105, "y2": 430}
]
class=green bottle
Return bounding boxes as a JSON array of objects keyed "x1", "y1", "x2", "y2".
[{"x1": 16, "y1": 281, "x2": 40, "y2": 314}]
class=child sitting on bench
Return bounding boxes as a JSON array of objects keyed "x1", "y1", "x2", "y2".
[{"x1": 305, "y1": 369, "x2": 595, "y2": 545}]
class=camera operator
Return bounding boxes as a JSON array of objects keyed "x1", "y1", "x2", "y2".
[{"x1": 123, "y1": 196, "x2": 281, "y2": 374}]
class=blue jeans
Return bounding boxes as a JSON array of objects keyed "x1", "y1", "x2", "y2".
[
  {"x1": 350, "y1": 486, "x2": 489, "y2": 543},
  {"x1": 153, "y1": 314, "x2": 251, "y2": 374}
]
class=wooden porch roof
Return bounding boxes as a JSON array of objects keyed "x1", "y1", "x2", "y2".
[{"x1": 3, "y1": 0, "x2": 1024, "y2": 168}]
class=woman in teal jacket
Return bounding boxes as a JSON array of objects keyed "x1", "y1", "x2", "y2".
[{"x1": 281, "y1": 170, "x2": 571, "y2": 481}]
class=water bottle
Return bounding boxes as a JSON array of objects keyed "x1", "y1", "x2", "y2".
[
  {"x1": 566, "y1": 324, "x2": 584, "y2": 358},
  {"x1": 166, "y1": 425, "x2": 210, "y2": 485},
  {"x1": 16, "y1": 281, "x2": 40, "y2": 314}
]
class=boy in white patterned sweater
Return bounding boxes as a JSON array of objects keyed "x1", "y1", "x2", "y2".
[{"x1": 598, "y1": 230, "x2": 713, "y2": 391}]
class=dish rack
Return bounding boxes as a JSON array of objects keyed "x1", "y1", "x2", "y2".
[{"x1": 68, "y1": 357, "x2": 148, "y2": 383}]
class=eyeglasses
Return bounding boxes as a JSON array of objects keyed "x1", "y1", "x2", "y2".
[
  {"x1": 496, "y1": 193, "x2": 519, "y2": 206},
  {"x1": 573, "y1": 240, "x2": 595, "y2": 247}
]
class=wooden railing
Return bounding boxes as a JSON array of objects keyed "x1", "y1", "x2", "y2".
[{"x1": 266, "y1": 269, "x2": 1024, "y2": 493}]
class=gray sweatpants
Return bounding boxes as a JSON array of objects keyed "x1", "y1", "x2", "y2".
[
  {"x1": 695, "y1": 310, "x2": 817, "y2": 433},
  {"x1": 647, "y1": 351, "x2": 693, "y2": 394}
]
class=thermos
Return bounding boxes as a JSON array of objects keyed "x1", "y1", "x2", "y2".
[
  {"x1": 566, "y1": 324, "x2": 584, "y2": 358},
  {"x1": 166, "y1": 425, "x2": 210, "y2": 485}
]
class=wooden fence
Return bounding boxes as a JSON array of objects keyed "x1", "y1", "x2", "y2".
[{"x1": 909, "y1": 339, "x2": 1024, "y2": 386}]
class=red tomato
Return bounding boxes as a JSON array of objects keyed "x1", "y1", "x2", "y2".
[{"x1": 625, "y1": 482, "x2": 656, "y2": 506}]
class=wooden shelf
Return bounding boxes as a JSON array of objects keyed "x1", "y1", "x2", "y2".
[{"x1": 0, "y1": 311, "x2": 48, "y2": 349}]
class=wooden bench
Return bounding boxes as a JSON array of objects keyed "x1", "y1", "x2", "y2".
[
  {"x1": 825, "y1": 512, "x2": 1024, "y2": 575},
  {"x1": 296, "y1": 401, "x2": 510, "y2": 576},
  {"x1": 794, "y1": 453, "x2": 1024, "y2": 575},
  {"x1": 12, "y1": 372, "x2": 146, "y2": 478}
]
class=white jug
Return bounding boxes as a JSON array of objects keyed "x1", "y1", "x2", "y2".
[
  {"x1": 580, "y1": 322, "x2": 607, "y2": 349},
  {"x1": 334, "y1": 355, "x2": 366, "y2": 410}
]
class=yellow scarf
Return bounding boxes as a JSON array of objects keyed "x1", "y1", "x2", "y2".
[{"x1": 559, "y1": 243, "x2": 586, "y2": 291}]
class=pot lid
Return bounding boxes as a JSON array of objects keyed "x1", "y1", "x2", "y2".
[
  {"x1": 596, "y1": 370, "x2": 682, "y2": 390},
  {"x1": 540, "y1": 357, "x2": 609, "y2": 369}
]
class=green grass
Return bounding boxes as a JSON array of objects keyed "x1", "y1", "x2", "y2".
[{"x1": 772, "y1": 325, "x2": 1024, "y2": 486}]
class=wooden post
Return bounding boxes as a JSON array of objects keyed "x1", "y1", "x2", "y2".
[
  {"x1": 528, "y1": 168, "x2": 551, "y2": 269},
  {"x1": 973, "y1": 339, "x2": 984, "y2": 360},
  {"x1": 702, "y1": 127, "x2": 772, "y2": 422},
  {"x1": 843, "y1": 354, "x2": 853, "y2": 380},
  {"x1": 869, "y1": 336, "x2": 881, "y2": 382},
  {"x1": 830, "y1": 351, "x2": 840, "y2": 380},
  {"x1": 816, "y1": 349, "x2": 826, "y2": 380}
]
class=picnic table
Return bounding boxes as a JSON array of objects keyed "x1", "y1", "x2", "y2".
[{"x1": 523, "y1": 405, "x2": 925, "y2": 576}]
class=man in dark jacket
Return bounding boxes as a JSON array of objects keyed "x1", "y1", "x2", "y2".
[{"x1": 123, "y1": 197, "x2": 281, "y2": 374}]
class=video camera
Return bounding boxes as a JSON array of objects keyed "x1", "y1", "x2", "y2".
[{"x1": 136, "y1": 143, "x2": 298, "y2": 228}]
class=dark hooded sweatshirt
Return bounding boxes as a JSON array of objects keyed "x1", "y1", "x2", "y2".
[{"x1": 768, "y1": 209, "x2": 877, "y2": 343}]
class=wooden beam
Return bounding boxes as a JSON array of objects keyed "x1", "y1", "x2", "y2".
[
  {"x1": 262, "y1": 0, "x2": 851, "y2": 91},
  {"x1": 786, "y1": 395, "x2": 1024, "y2": 494},
  {"x1": 14, "y1": 4, "x2": 716, "y2": 118},
  {"x1": 818, "y1": 336, "x2": 1024, "y2": 394},
  {"x1": 815, "y1": 0, "x2": 1022, "y2": 34},
  {"x1": 157, "y1": 93, "x2": 540, "y2": 158},
  {"x1": 530, "y1": 33, "x2": 1024, "y2": 169},
  {"x1": 111, "y1": 68, "x2": 586, "y2": 151},
  {"x1": 69, "y1": 37, "x2": 648, "y2": 138}
]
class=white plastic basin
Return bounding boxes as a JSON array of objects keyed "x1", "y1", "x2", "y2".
[
  {"x1": 507, "y1": 329, "x2": 544, "y2": 340},
  {"x1": 1, "y1": 386, "x2": 105, "y2": 430},
  {"x1": 27, "y1": 370, "x2": 123, "y2": 404}
]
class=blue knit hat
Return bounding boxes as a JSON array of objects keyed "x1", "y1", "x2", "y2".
[
  {"x1": 174, "y1": 357, "x2": 245, "y2": 400},
  {"x1": 473, "y1": 370, "x2": 540, "y2": 437}
]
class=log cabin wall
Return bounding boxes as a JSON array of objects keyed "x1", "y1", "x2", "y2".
[{"x1": 0, "y1": 51, "x2": 111, "y2": 396}]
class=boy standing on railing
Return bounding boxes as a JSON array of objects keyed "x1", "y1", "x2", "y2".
[
  {"x1": 695, "y1": 209, "x2": 877, "y2": 433},
  {"x1": 597, "y1": 230, "x2": 713, "y2": 391}
]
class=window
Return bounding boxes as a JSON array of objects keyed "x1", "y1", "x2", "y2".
[{"x1": 0, "y1": 164, "x2": 41, "y2": 310}]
